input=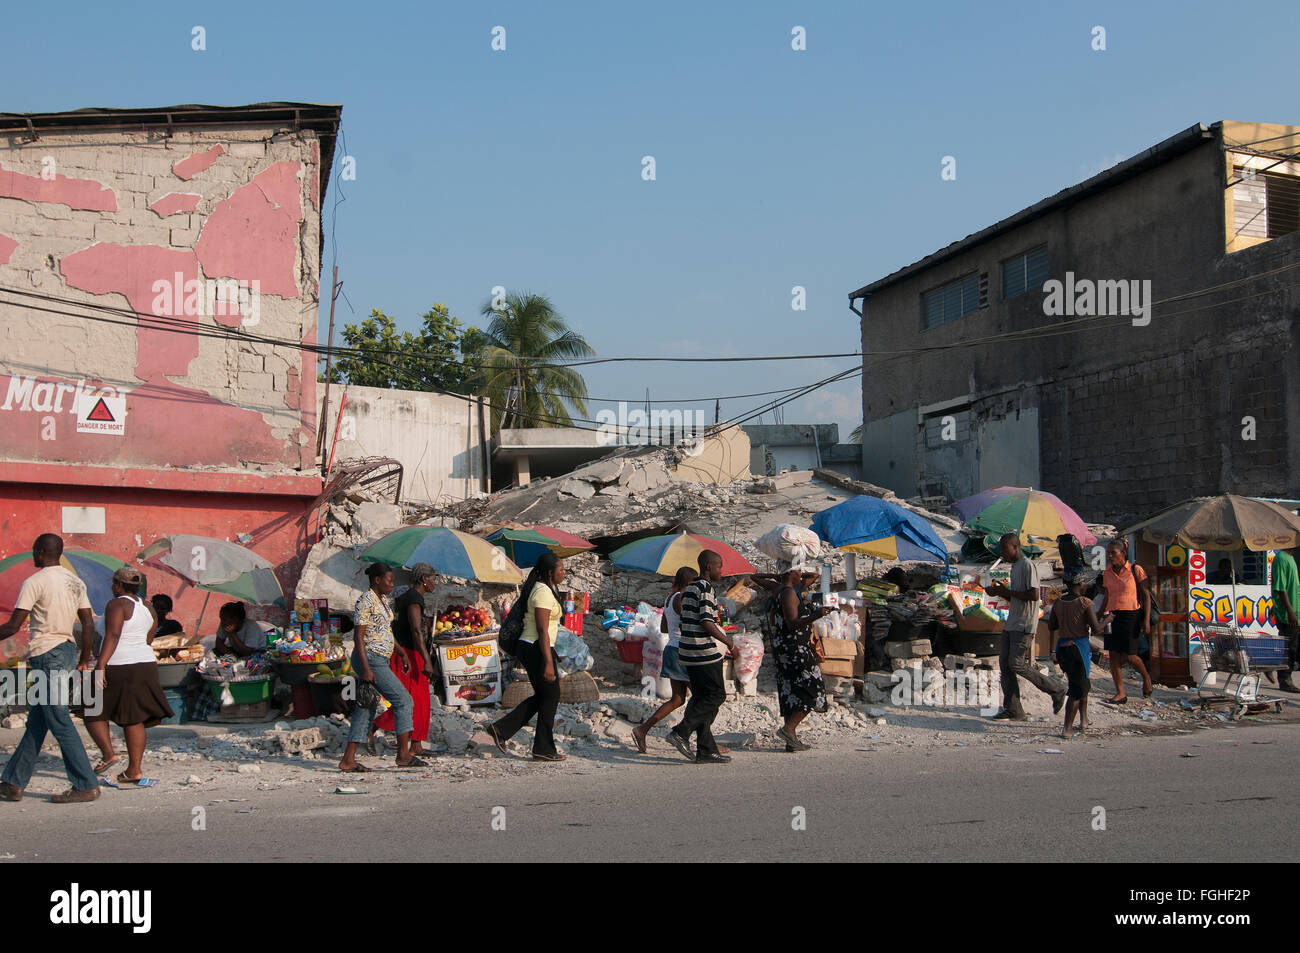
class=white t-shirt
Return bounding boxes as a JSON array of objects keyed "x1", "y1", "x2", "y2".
[{"x1": 15, "y1": 565, "x2": 91, "y2": 658}]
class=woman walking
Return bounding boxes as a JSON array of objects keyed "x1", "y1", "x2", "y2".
[
  {"x1": 762, "y1": 564, "x2": 832, "y2": 752},
  {"x1": 488, "y1": 552, "x2": 567, "y2": 762},
  {"x1": 339, "y1": 563, "x2": 426, "y2": 772},
  {"x1": 371, "y1": 563, "x2": 436, "y2": 757},
  {"x1": 84, "y1": 567, "x2": 173, "y2": 784},
  {"x1": 1100, "y1": 541, "x2": 1155, "y2": 703}
]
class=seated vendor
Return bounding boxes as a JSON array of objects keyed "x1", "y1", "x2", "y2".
[
  {"x1": 151, "y1": 594, "x2": 184, "y2": 639},
  {"x1": 213, "y1": 601, "x2": 267, "y2": 657}
]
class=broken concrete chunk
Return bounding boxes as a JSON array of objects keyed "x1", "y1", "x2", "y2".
[
  {"x1": 558, "y1": 479, "x2": 596, "y2": 499},
  {"x1": 885, "y1": 640, "x2": 932, "y2": 658},
  {"x1": 352, "y1": 502, "x2": 403, "y2": 539}
]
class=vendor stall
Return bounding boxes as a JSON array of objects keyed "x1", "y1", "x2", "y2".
[{"x1": 1139, "y1": 542, "x2": 1284, "y2": 686}]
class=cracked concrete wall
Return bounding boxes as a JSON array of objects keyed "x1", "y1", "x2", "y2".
[{"x1": 0, "y1": 125, "x2": 323, "y2": 471}]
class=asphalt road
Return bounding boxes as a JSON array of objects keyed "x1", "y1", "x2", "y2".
[{"x1": 3, "y1": 721, "x2": 1297, "y2": 863}]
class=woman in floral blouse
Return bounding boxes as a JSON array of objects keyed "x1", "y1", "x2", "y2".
[{"x1": 339, "y1": 563, "x2": 426, "y2": 772}]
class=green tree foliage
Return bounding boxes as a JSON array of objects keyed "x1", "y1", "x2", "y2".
[
  {"x1": 325, "y1": 304, "x2": 479, "y2": 394},
  {"x1": 475, "y1": 291, "x2": 594, "y2": 430}
]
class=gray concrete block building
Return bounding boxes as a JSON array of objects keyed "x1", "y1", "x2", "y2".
[{"x1": 848, "y1": 121, "x2": 1300, "y2": 525}]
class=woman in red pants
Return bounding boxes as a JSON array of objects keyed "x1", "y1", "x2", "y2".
[{"x1": 372, "y1": 563, "x2": 435, "y2": 757}]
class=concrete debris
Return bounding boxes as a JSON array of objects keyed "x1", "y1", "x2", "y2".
[{"x1": 352, "y1": 502, "x2": 403, "y2": 539}]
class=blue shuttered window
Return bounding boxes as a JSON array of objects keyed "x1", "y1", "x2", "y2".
[
  {"x1": 921, "y1": 272, "x2": 984, "y2": 330},
  {"x1": 1002, "y1": 245, "x2": 1049, "y2": 299}
]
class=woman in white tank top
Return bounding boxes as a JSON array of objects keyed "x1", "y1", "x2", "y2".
[{"x1": 85, "y1": 567, "x2": 173, "y2": 783}]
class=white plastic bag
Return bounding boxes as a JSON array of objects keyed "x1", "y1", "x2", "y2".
[
  {"x1": 731, "y1": 633, "x2": 764, "y2": 684},
  {"x1": 554, "y1": 629, "x2": 594, "y2": 674},
  {"x1": 756, "y1": 524, "x2": 820, "y2": 564},
  {"x1": 642, "y1": 631, "x2": 667, "y2": 680}
]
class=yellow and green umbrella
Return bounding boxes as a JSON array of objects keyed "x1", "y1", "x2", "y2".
[
  {"x1": 957, "y1": 488, "x2": 1096, "y2": 548},
  {"x1": 609, "y1": 533, "x2": 755, "y2": 577},
  {"x1": 361, "y1": 526, "x2": 523, "y2": 584}
]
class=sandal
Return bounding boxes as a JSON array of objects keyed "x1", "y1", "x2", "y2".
[
  {"x1": 116, "y1": 773, "x2": 144, "y2": 785},
  {"x1": 631, "y1": 725, "x2": 648, "y2": 754},
  {"x1": 339, "y1": 763, "x2": 373, "y2": 773},
  {"x1": 395, "y1": 757, "x2": 429, "y2": 768},
  {"x1": 1107, "y1": 695, "x2": 1128, "y2": 705},
  {"x1": 94, "y1": 756, "x2": 120, "y2": 775}
]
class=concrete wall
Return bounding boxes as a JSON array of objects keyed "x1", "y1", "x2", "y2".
[
  {"x1": 0, "y1": 125, "x2": 324, "y2": 471},
  {"x1": 854, "y1": 124, "x2": 1299, "y2": 523},
  {"x1": 743, "y1": 423, "x2": 839, "y2": 476},
  {"x1": 319, "y1": 385, "x2": 489, "y2": 504}
]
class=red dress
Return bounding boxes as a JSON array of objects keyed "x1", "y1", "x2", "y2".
[{"x1": 374, "y1": 647, "x2": 431, "y2": 741}]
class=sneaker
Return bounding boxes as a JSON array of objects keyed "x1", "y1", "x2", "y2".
[
  {"x1": 51, "y1": 786, "x2": 100, "y2": 804},
  {"x1": 665, "y1": 730, "x2": 694, "y2": 761},
  {"x1": 1052, "y1": 692, "x2": 1067, "y2": 715},
  {"x1": 696, "y1": 752, "x2": 732, "y2": 764},
  {"x1": 0, "y1": 781, "x2": 22, "y2": 802}
]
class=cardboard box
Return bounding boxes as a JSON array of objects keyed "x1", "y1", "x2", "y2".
[{"x1": 820, "y1": 637, "x2": 864, "y2": 677}]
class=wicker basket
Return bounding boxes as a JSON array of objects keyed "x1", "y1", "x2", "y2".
[
  {"x1": 500, "y1": 680, "x2": 534, "y2": 709},
  {"x1": 559, "y1": 671, "x2": 600, "y2": 703}
]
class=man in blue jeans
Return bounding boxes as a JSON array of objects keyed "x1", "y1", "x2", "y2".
[{"x1": 0, "y1": 534, "x2": 100, "y2": 803}]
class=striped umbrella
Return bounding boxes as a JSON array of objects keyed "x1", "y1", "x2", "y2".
[
  {"x1": 485, "y1": 524, "x2": 595, "y2": 568},
  {"x1": 609, "y1": 533, "x2": 755, "y2": 577},
  {"x1": 960, "y1": 488, "x2": 1096, "y2": 547},
  {"x1": 361, "y1": 526, "x2": 523, "y2": 584},
  {"x1": 0, "y1": 549, "x2": 145, "y2": 615}
]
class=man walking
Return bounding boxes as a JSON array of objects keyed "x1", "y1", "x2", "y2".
[
  {"x1": 1272, "y1": 545, "x2": 1299, "y2": 694},
  {"x1": 666, "y1": 550, "x2": 738, "y2": 764},
  {"x1": 0, "y1": 534, "x2": 100, "y2": 803},
  {"x1": 987, "y1": 533, "x2": 1066, "y2": 720}
]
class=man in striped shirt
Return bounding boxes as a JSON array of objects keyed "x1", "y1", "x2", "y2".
[{"x1": 667, "y1": 550, "x2": 738, "y2": 764}]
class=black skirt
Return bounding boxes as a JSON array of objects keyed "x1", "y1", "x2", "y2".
[
  {"x1": 86, "y1": 662, "x2": 174, "y2": 728},
  {"x1": 1105, "y1": 609, "x2": 1142, "y2": 655}
]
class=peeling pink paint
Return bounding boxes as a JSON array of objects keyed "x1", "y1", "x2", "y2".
[
  {"x1": 60, "y1": 243, "x2": 243, "y2": 381},
  {"x1": 309, "y1": 140, "x2": 320, "y2": 210},
  {"x1": 149, "y1": 192, "x2": 201, "y2": 217},
  {"x1": 0, "y1": 234, "x2": 17, "y2": 265},
  {"x1": 172, "y1": 145, "x2": 225, "y2": 180},
  {"x1": 195, "y1": 162, "x2": 303, "y2": 299},
  {"x1": 0, "y1": 160, "x2": 117, "y2": 211}
]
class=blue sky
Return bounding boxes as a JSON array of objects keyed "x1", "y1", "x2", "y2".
[{"x1": 7, "y1": 0, "x2": 1298, "y2": 439}]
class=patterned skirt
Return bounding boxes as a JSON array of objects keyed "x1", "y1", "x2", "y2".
[{"x1": 772, "y1": 626, "x2": 827, "y2": 717}]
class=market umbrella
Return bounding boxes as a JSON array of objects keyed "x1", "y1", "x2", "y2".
[
  {"x1": 609, "y1": 533, "x2": 756, "y2": 577},
  {"x1": 138, "y1": 535, "x2": 285, "y2": 606},
  {"x1": 1121, "y1": 494, "x2": 1300, "y2": 551},
  {"x1": 808, "y1": 496, "x2": 949, "y2": 564},
  {"x1": 0, "y1": 549, "x2": 145, "y2": 615},
  {"x1": 960, "y1": 487, "x2": 1097, "y2": 547},
  {"x1": 360, "y1": 526, "x2": 523, "y2": 584},
  {"x1": 485, "y1": 524, "x2": 594, "y2": 568}
]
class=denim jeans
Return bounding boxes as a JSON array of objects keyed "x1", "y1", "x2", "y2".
[
  {"x1": 1, "y1": 641, "x2": 97, "y2": 791},
  {"x1": 999, "y1": 628, "x2": 1064, "y2": 716},
  {"x1": 347, "y1": 650, "x2": 412, "y2": 744}
]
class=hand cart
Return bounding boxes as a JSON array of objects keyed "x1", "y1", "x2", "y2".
[{"x1": 1192, "y1": 624, "x2": 1284, "y2": 719}]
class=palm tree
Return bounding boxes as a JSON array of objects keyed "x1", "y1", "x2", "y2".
[
  {"x1": 849, "y1": 423, "x2": 863, "y2": 443},
  {"x1": 471, "y1": 292, "x2": 594, "y2": 430}
]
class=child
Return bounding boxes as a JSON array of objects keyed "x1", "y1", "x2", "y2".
[
  {"x1": 632, "y1": 567, "x2": 718, "y2": 754},
  {"x1": 1048, "y1": 570, "x2": 1111, "y2": 738}
]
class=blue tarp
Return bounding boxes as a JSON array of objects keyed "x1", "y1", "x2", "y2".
[{"x1": 809, "y1": 496, "x2": 949, "y2": 564}]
